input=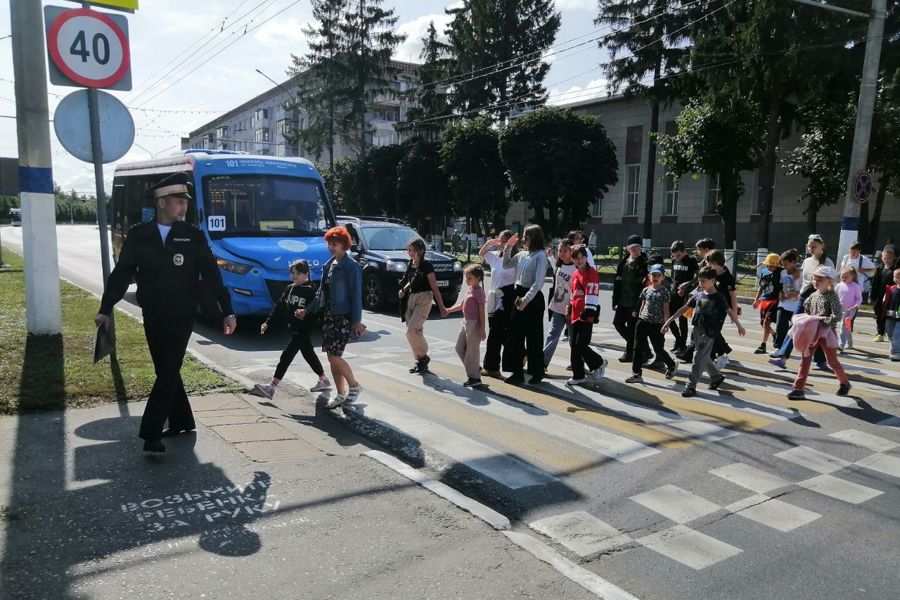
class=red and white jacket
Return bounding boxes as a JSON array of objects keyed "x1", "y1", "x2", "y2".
[{"x1": 570, "y1": 266, "x2": 600, "y2": 324}]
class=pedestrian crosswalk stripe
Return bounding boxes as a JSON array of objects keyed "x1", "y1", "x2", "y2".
[
  {"x1": 373, "y1": 361, "x2": 660, "y2": 464},
  {"x1": 723, "y1": 494, "x2": 821, "y2": 532},
  {"x1": 630, "y1": 485, "x2": 721, "y2": 524},
  {"x1": 529, "y1": 511, "x2": 633, "y2": 559},
  {"x1": 774, "y1": 446, "x2": 852, "y2": 474},
  {"x1": 828, "y1": 429, "x2": 899, "y2": 452},
  {"x1": 796, "y1": 474, "x2": 884, "y2": 504},
  {"x1": 855, "y1": 453, "x2": 900, "y2": 478},
  {"x1": 636, "y1": 525, "x2": 742, "y2": 570},
  {"x1": 344, "y1": 383, "x2": 556, "y2": 489},
  {"x1": 709, "y1": 463, "x2": 792, "y2": 494}
]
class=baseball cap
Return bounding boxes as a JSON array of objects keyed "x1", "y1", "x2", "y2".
[
  {"x1": 649, "y1": 264, "x2": 665, "y2": 275},
  {"x1": 626, "y1": 234, "x2": 642, "y2": 249}
]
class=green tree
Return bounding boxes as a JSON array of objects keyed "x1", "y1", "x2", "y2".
[
  {"x1": 440, "y1": 117, "x2": 508, "y2": 232},
  {"x1": 319, "y1": 157, "x2": 362, "y2": 214},
  {"x1": 397, "y1": 139, "x2": 451, "y2": 233},
  {"x1": 446, "y1": 0, "x2": 561, "y2": 121},
  {"x1": 341, "y1": 0, "x2": 406, "y2": 164},
  {"x1": 499, "y1": 107, "x2": 618, "y2": 235},
  {"x1": 362, "y1": 143, "x2": 407, "y2": 216},
  {"x1": 657, "y1": 96, "x2": 764, "y2": 248},
  {"x1": 287, "y1": 0, "x2": 352, "y2": 180},
  {"x1": 399, "y1": 21, "x2": 453, "y2": 140},
  {"x1": 596, "y1": 0, "x2": 690, "y2": 244}
]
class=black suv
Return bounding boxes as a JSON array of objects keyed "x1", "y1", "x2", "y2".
[{"x1": 339, "y1": 216, "x2": 463, "y2": 311}]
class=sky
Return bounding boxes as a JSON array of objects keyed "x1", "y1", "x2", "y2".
[{"x1": 0, "y1": 0, "x2": 610, "y2": 195}]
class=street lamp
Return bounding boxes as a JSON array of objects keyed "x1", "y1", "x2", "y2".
[{"x1": 255, "y1": 68, "x2": 296, "y2": 101}]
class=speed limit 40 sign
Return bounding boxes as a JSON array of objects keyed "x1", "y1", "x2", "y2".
[{"x1": 44, "y1": 6, "x2": 132, "y2": 91}]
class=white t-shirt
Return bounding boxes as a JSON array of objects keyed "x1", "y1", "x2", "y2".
[
  {"x1": 548, "y1": 262, "x2": 577, "y2": 314},
  {"x1": 779, "y1": 269, "x2": 802, "y2": 312},
  {"x1": 800, "y1": 256, "x2": 834, "y2": 292},
  {"x1": 840, "y1": 253, "x2": 876, "y2": 290},
  {"x1": 157, "y1": 223, "x2": 172, "y2": 244},
  {"x1": 483, "y1": 251, "x2": 516, "y2": 291}
]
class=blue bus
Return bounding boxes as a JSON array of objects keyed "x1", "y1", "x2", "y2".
[{"x1": 111, "y1": 150, "x2": 336, "y2": 316}]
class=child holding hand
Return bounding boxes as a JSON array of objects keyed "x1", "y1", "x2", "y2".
[
  {"x1": 447, "y1": 264, "x2": 487, "y2": 387},
  {"x1": 834, "y1": 266, "x2": 862, "y2": 351}
]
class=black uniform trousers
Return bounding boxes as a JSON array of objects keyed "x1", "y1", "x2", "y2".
[
  {"x1": 773, "y1": 307, "x2": 794, "y2": 349},
  {"x1": 613, "y1": 305, "x2": 639, "y2": 355},
  {"x1": 668, "y1": 292, "x2": 690, "y2": 349},
  {"x1": 275, "y1": 331, "x2": 324, "y2": 380},
  {"x1": 570, "y1": 320, "x2": 604, "y2": 380},
  {"x1": 502, "y1": 285, "x2": 545, "y2": 377},
  {"x1": 632, "y1": 319, "x2": 676, "y2": 375},
  {"x1": 483, "y1": 284, "x2": 515, "y2": 371},
  {"x1": 140, "y1": 313, "x2": 195, "y2": 441}
]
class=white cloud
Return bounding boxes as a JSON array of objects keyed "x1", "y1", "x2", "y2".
[
  {"x1": 394, "y1": 13, "x2": 452, "y2": 62},
  {"x1": 254, "y1": 17, "x2": 310, "y2": 50},
  {"x1": 548, "y1": 77, "x2": 609, "y2": 105},
  {"x1": 555, "y1": 0, "x2": 596, "y2": 11}
]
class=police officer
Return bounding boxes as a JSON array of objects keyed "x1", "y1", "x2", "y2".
[{"x1": 95, "y1": 173, "x2": 236, "y2": 454}]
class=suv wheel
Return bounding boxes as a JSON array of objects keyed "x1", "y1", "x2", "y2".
[{"x1": 363, "y1": 273, "x2": 385, "y2": 311}]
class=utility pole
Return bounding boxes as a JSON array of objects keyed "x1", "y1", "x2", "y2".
[
  {"x1": 10, "y1": 0, "x2": 62, "y2": 334},
  {"x1": 792, "y1": 0, "x2": 886, "y2": 263}
]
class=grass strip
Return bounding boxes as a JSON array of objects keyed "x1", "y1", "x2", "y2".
[{"x1": 0, "y1": 250, "x2": 235, "y2": 415}]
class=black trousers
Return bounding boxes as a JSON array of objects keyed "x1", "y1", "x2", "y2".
[
  {"x1": 613, "y1": 305, "x2": 639, "y2": 354},
  {"x1": 773, "y1": 307, "x2": 794, "y2": 349},
  {"x1": 140, "y1": 313, "x2": 195, "y2": 441},
  {"x1": 502, "y1": 286, "x2": 545, "y2": 377},
  {"x1": 484, "y1": 284, "x2": 515, "y2": 371},
  {"x1": 874, "y1": 298, "x2": 887, "y2": 336},
  {"x1": 275, "y1": 331, "x2": 324, "y2": 380},
  {"x1": 570, "y1": 320, "x2": 604, "y2": 379},
  {"x1": 668, "y1": 293, "x2": 690, "y2": 349},
  {"x1": 633, "y1": 319, "x2": 676, "y2": 375}
]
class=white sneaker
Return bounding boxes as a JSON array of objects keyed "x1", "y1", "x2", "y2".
[
  {"x1": 345, "y1": 384, "x2": 362, "y2": 404},
  {"x1": 714, "y1": 354, "x2": 729, "y2": 370},
  {"x1": 309, "y1": 377, "x2": 332, "y2": 393},
  {"x1": 891, "y1": 354, "x2": 900, "y2": 362},
  {"x1": 566, "y1": 377, "x2": 587, "y2": 386},
  {"x1": 253, "y1": 383, "x2": 275, "y2": 400},
  {"x1": 590, "y1": 360, "x2": 607, "y2": 381},
  {"x1": 325, "y1": 395, "x2": 347, "y2": 409}
]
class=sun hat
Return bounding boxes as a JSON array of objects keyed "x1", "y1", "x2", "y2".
[
  {"x1": 763, "y1": 253, "x2": 781, "y2": 269},
  {"x1": 813, "y1": 265, "x2": 837, "y2": 280}
]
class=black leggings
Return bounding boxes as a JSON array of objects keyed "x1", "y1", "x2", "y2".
[
  {"x1": 613, "y1": 305, "x2": 639, "y2": 354},
  {"x1": 484, "y1": 284, "x2": 516, "y2": 371},
  {"x1": 773, "y1": 307, "x2": 794, "y2": 349},
  {"x1": 502, "y1": 286, "x2": 545, "y2": 377},
  {"x1": 275, "y1": 332, "x2": 324, "y2": 380}
]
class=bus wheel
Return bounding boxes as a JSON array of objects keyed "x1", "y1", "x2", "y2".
[{"x1": 363, "y1": 273, "x2": 384, "y2": 311}]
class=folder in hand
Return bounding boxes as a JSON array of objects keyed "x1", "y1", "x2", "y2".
[{"x1": 93, "y1": 322, "x2": 115, "y2": 364}]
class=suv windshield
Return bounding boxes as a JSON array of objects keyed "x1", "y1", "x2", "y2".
[
  {"x1": 203, "y1": 174, "x2": 330, "y2": 238},
  {"x1": 360, "y1": 226, "x2": 422, "y2": 251}
]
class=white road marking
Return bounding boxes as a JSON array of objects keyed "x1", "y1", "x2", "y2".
[
  {"x1": 529, "y1": 511, "x2": 633, "y2": 559},
  {"x1": 829, "y1": 429, "x2": 899, "y2": 452},
  {"x1": 856, "y1": 453, "x2": 900, "y2": 478},
  {"x1": 365, "y1": 361, "x2": 660, "y2": 464},
  {"x1": 724, "y1": 494, "x2": 821, "y2": 532},
  {"x1": 348, "y1": 395, "x2": 556, "y2": 489},
  {"x1": 630, "y1": 484, "x2": 721, "y2": 524},
  {"x1": 797, "y1": 474, "x2": 884, "y2": 504},
  {"x1": 709, "y1": 463, "x2": 792, "y2": 494},
  {"x1": 774, "y1": 446, "x2": 852, "y2": 474},
  {"x1": 637, "y1": 525, "x2": 742, "y2": 570}
]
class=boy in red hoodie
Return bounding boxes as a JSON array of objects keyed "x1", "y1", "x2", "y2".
[{"x1": 566, "y1": 245, "x2": 606, "y2": 386}]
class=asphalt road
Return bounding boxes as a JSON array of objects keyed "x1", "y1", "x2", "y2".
[{"x1": 5, "y1": 225, "x2": 900, "y2": 600}]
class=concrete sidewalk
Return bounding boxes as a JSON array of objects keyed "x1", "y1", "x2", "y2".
[{"x1": 0, "y1": 393, "x2": 594, "y2": 600}]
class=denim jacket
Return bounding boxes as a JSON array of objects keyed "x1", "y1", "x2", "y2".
[{"x1": 307, "y1": 254, "x2": 362, "y2": 324}]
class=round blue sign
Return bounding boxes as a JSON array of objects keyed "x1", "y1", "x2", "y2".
[{"x1": 53, "y1": 89, "x2": 134, "y2": 163}]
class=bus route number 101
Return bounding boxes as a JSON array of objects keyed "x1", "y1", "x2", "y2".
[{"x1": 208, "y1": 215, "x2": 227, "y2": 231}]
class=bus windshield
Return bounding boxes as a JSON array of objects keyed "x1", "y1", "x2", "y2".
[{"x1": 203, "y1": 174, "x2": 329, "y2": 238}]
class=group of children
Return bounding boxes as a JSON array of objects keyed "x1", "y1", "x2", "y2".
[{"x1": 253, "y1": 224, "x2": 898, "y2": 407}]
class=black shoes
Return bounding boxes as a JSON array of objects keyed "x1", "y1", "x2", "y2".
[
  {"x1": 410, "y1": 355, "x2": 431, "y2": 373},
  {"x1": 528, "y1": 375, "x2": 544, "y2": 385},
  {"x1": 618, "y1": 352, "x2": 633, "y2": 363},
  {"x1": 787, "y1": 389, "x2": 806, "y2": 400},
  {"x1": 709, "y1": 375, "x2": 726, "y2": 391},
  {"x1": 143, "y1": 439, "x2": 166, "y2": 454},
  {"x1": 836, "y1": 383, "x2": 852, "y2": 396},
  {"x1": 505, "y1": 372, "x2": 525, "y2": 384}
]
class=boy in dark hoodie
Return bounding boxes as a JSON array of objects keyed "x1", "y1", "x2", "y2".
[{"x1": 612, "y1": 234, "x2": 648, "y2": 362}]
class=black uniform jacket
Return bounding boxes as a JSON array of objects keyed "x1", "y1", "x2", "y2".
[{"x1": 99, "y1": 220, "x2": 233, "y2": 318}]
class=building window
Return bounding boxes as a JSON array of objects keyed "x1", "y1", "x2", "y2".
[
  {"x1": 589, "y1": 196, "x2": 601, "y2": 218},
  {"x1": 255, "y1": 128, "x2": 270, "y2": 143},
  {"x1": 276, "y1": 119, "x2": 295, "y2": 136},
  {"x1": 664, "y1": 171, "x2": 679, "y2": 216},
  {"x1": 215, "y1": 126, "x2": 228, "y2": 138},
  {"x1": 624, "y1": 165, "x2": 640, "y2": 217},
  {"x1": 750, "y1": 169, "x2": 774, "y2": 215},
  {"x1": 705, "y1": 173, "x2": 720, "y2": 214}
]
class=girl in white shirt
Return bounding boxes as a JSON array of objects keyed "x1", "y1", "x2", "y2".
[{"x1": 478, "y1": 231, "x2": 516, "y2": 377}]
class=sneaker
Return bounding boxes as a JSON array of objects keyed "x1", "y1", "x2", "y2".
[
  {"x1": 143, "y1": 439, "x2": 166, "y2": 454},
  {"x1": 253, "y1": 383, "x2": 275, "y2": 400},
  {"x1": 891, "y1": 354, "x2": 900, "y2": 362},
  {"x1": 528, "y1": 375, "x2": 544, "y2": 385},
  {"x1": 709, "y1": 375, "x2": 726, "y2": 390},
  {"x1": 665, "y1": 366, "x2": 676, "y2": 380},
  {"x1": 625, "y1": 374, "x2": 643, "y2": 384},
  {"x1": 754, "y1": 344, "x2": 767, "y2": 354},
  {"x1": 769, "y1": 350, "x2": 782, "y2": 358},
  {"x1": 566, "y1": 377, "x2": 587, "y2": 386},
  {"x1": 681, "y1": 386, "x2": 696, "y2": 397},
  {"x1": 309, "y1": 377, "x2": 332, "y2": 393},
  {"x1": 714, "y1": 354, "x2": 729, "y2": 370},
  {"x1": 618, "y1": 352, "x2": 633, "y2": 363},
  {"x1": 838, "y1": 345, "x2": 846, "y2": 354},
  {"x1": 590, "y1": 360, "x2": 607, "y2": 381},
  {"x1": 480, "y1": 368, "x2": 502, "y2": 378},
  {"x1": 787, "y1": 389, "x2": 806, "y2": 401},
  {"x1": 768, "y1": 357, "x2": 787, "y2": 369},
  {"x1": 463, "y1": 378, "x2": 483, "y2": 387},
  {"x1": 874, "y1": 334, "x2": 886, "y2": 342},
  {"x1": 814, "y1": 363, "x2": 831, "y2": 372},
  {"x1": 646, "y1": 360, "x2": 666, "y2": 370},
  {"x1": 505, "y1": 372, "x2": 525, "y2": 384},
  {"x1": 836, "y1": 383, "x2": 852, "y2": 396},
  {"x1": 345, "y1": 384, "x2": 361, "y2": 404},
  {"x1": 325, "y1": 395, "x2": 347, "y2": 409}
]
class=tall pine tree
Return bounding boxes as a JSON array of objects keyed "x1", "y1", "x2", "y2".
[
  {"x1": 400, "y1": 21, "x2": 453, "y2": 140},
  {"x1": 287, "y1": 0, "x2": 351, "y2": 179},
  {"x1": 446, "y1": 0, "x2": 560, "y2": 121},
  {"x1": 341, "y1": 0, "x2": 405, "y2": 164},
  {"x1": 596, "y1": 0, "x2": 690, "y2": 245}
]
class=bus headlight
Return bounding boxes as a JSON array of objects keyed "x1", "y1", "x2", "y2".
[
  {"x1": 386, "y1": 260, "x2": 407, "y2": 272},
  {"x1": 453, "y1": 260, "x2": 463, "y2": 272},
  {"x1": 216, "y1": 257, "x2": 253, "y2": 275}
]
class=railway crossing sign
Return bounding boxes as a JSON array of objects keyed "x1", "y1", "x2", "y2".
[
  {"x1": 853, "y1": 170, "x2": 873, "y2": 204},
  {"x1": 44, "y1": 6, "x2": 132, "y2": 91}
]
